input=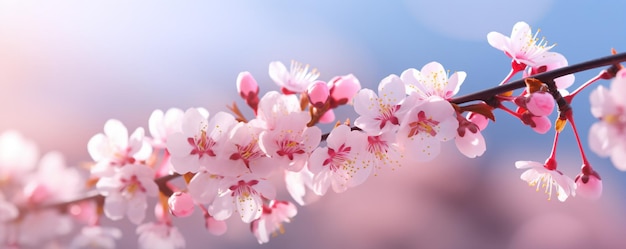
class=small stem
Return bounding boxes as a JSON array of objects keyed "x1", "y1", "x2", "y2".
[
  {"x1": 564, "y1": 111, "x2": 590, "y2": 166},
  {"x1": 499, "y1": 68, "x2": 521, "y2": 86},
  {"x1": 497, "y1": 103, "x2": 522, "y2": 119},
  {"x1": 568, "y1": 71, "x2": 605, "y2": 99}
]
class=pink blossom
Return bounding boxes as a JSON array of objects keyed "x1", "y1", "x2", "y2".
[
  {"x1": 400, "y1": 62, "x2": 466, "y2": 100},
  {"x1": 354, "y1": 74, "x2": 406, "y2": 135},
  {"x1": 269, "y1": 60, "x2": 319, "y2": 93},
  {"x1": 96, "y1": 164, "x2": 158, "y2": 224},
  {"x1": 284, "y1": 167, "x2": 317, "y2": 206},
  {"x1": 186, "y1": 168, "x2": 223, "y2": 205},
  {"x1": 308, "y1": 125, "x2": 370, "y2": 195},
  {"x1": 167, "y1": 109, "x2": 237, "y2": 174},
  {"x1": 21, "y1": 152, "x2": 83, "y2": 205},
  {"x1": 209, "y1": 177, "x2": 276, "y2": 223},
  {"x1": 168, "y1": 192, "x2": 195, "y2": 217},
  {"x1": 136, "y1": 222, "x2": 185, "y2": 249},
  {"x1": 588, "y1": 71, "x2": 626, "y2": 170},
  {"x1": 524, "y1": 52, "x2": 575, "y2": 90},
  {"x1": 523, "y1": 92, "x2": 555, "y2": 117},
  {"x1": 396, "y1": 96, "x2": 458, "y2": 162},
  {"x1": 365, "y1": 132, "x2": 404, "y2": 174},
  {"x1": 259, "y1": 112, "x2": 322, "y2": 172},
  {"x1": 0, "y1": 130, "x2": 39, "y2": 180},
  {"x1": 574, "y1": 173, "x2": 602, "y2": 200},
  {"x1": 454, "y1": 115, "x2": 486, "y2": 158},
  {"x1": 69, "y1": 226, "x2": 122, "y2": 249},
  {"x1": 216, "y1": 121, "x2": 275, "y2": 177},
  {"x1": 88, "y1": 119, "x2": 152, "y2": 177},
  {"x1": 237, "y1": 71, "x2": 259, "y2": 98},
  {"x1": 328, "y1": 74, "x2": 361, "y2": 106},
  {"x1": 515, "y1": 161, "x2": 576, "y2": 202},
  {"x1": 487, "y1": 21, "x2": 557, "y2": 67},
  {"x1": 255, "y1": 91, "x2": 302, "y2": 130},
  {"x1": 148, "y1": 108, "x2": 184, "y2": 148},
  {"x1": 251, "y1": 201, "x2": 297, "y2": 244},
  {"x1": 307, "y1": 80, "x2": 330, "y2": 108}
]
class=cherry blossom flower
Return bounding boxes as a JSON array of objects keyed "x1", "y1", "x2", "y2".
[
  {"x1": 396, "y1": 96, "x2": 458, "y2": 162},
  {"x1": 205, "y1": 215, "x2": 227, "y2": 236},
  {"x1": 148, "y1": 108, "x2": 184, "y2": 148},
  {"x1": 524, "y1": 52, "x2": 575, "y2": 91},
  {"x1": 255, "y1": 91, "x2": 302, "y2": 130},
  {"x1": 515, "y1": 160, "x2": 576, "y2": 202},
  {"x1": 251, "y1": 200, "x2": 297, "y2": 244},
  {"x1": 0, "y1": 130, "x2": 39, "y2": 181},
  {"x1": 209, "y1": 176, "x2": 276, "y2": 223},
  {"x1": 96, "y1": 164, "x2": 158, "y2": 224},
  {"x1": 400, "y1": 62, "x2": 466, "y2": 100},
  {"x1": 87, "y1": 119, "x2": 152, "y2": 177},
  {"x1": 69, "y1": 226, "x2": 122, "y2": 249},
  {"x1": 269, "y1": 60, "x2": 319, "y2": 94},
  {"x1": 20, "y1": 152, "x2": 83, "y2": 205},
  {"x1": 308, "y1": 125, "x2": 370, "y2": 195},
  {"x1": 354, "y1": 74, "x2": 406, "y2": 135},
  {"x1": 364, "y1": 132, "x2": 404, "y2": 175},
  {"x1": 167, "y1": 109, "x2": 237, "y2": 174},
  {"x1": 487, "y1": 21, "x2": 557, "y2": 68},
  {"x1": 12, "y1": 209, "x2": 73, "y2": 247},
  {"x1": 186, "y1": 168, "x2": 223, "y2": 205},
  {"x1": 136, "y1": 222, "x2": 185, "y2": 249},
  {"x1": 259, "y1": 112, "x2": 321, "y2": 172},
  {"x1": 284, "y1": 167, "x2": 317, "y2": 206},
  {"x1": 588, "y1": 70, "x2": 626, "y2": 170},
  {"x1": 455, "y1": 114, "x2": 486, "y2": 158},
  {"x1": 216, "y1": 121, "x2": 275, "y2": 177}
]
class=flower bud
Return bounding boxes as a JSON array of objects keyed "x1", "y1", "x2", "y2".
[
  {"x1": 530, "y1": 115, "x2": 551, "y2": 134},
  {"x1": 307, "y1": 81, "x2": 329, "y2": 109},
  {"x1": 526, "y1": 92, "x2": 554, "y2": 116},
  {"x1": 467, "y1": 112, "x2": 488, "y2": 131},
  {"x1": 168, "y1": 192, "x2": 195, "y2": 217},
  {"x1": 575, "y1": 173, "x2": 602, "y2": 200},
  {"x1": 236, "y1": 71, "x2": 259, "y2": 98},
  {"x1": 329, "y1": 74, "x2": 361, "y2": 106}
]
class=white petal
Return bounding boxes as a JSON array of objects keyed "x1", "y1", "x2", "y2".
[{"x1": 103, "y1": 119, "x2": 128, "y2": 149}]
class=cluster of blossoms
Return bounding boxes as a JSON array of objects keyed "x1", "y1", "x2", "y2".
[{"x1": 1, "y1": 21, "x2": 624, "y2": 248}]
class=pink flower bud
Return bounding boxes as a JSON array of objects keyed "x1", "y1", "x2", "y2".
[
  {"x1": 307, "y1": 81, "x2": 330, "y2": 108},
  {"x1": 329, "y1": 74, "x2": 361, "y2": 106},
  {"x1": 467, "y1": 112, "x2": 488, "y2": 131},
  {"x1": 168, "y1": 192, "x2": 195, "y2": 217},
  {"x1": 526, "y1": 92, "x2": 554, "y2": 116},
  {"x1": 319, "y1": 109, "x2": 335, "y2": 124},
  {"x1": 531, "y1": 115, "x2": 551, "y2": 134},
  {"x1": 236, "y1": 71, "x2": 259, "y2": 98},
  {"x1": 205, "y1": 215, "x2": 227, "y2": 236},
  {"x1": 575, "y1": 173, "x2": 602, "y2": 200}
]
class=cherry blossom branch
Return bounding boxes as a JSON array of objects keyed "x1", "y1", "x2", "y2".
[{"x1": 20, "y1": 52, "x2": 626, "y2": 219}]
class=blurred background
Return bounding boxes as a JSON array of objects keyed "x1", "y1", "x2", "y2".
[{"x1": 1, "y1": 0, "x2": 626, "y2": 248}]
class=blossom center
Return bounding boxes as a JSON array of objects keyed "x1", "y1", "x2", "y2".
[
  {"x1": 121, "y1": 175, "x2": 146, "y2": 195},
  {"x1": 188, "y1": 130, "x2": 216, "y2": 158},
  {"x1": 375, "y1": 103, "x2": 400, "y2": 129},
  {"x1": 367, "y1": 136, "x2": 389, "y2": 160},
  {"x1": 408, "y1": 111, "x2": 439, "y2": 137},
  {"x1": 276, "y1": 139, "x2": 306, "y2": 160},
  {"x1": 322, "y1": 144, "x2": 352, "y2": 172},
  {"x1": 230, "y1": 140, "x2": 265, "y2": 169}
]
